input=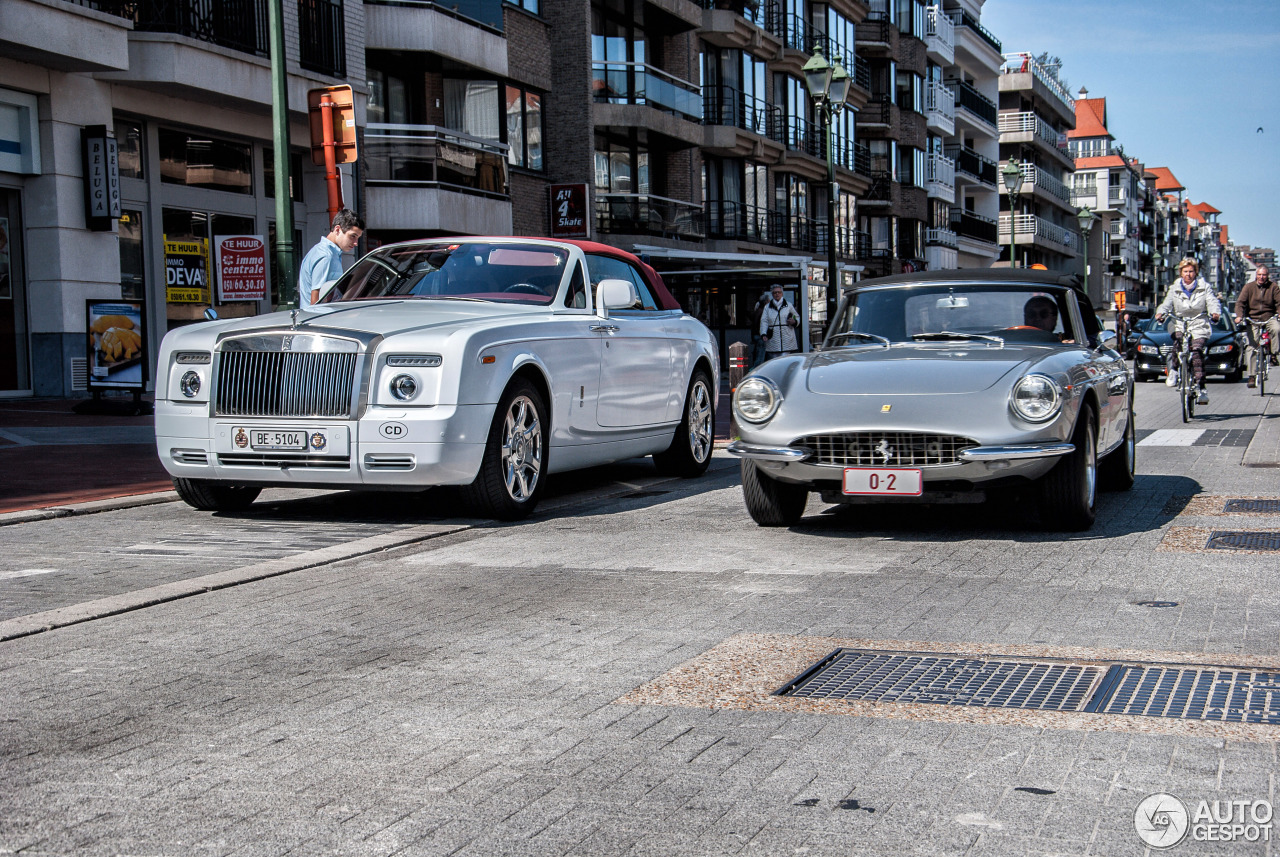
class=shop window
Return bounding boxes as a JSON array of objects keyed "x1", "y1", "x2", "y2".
[
  {"x1": 114, "y1": 119, "x2": 144, "y2": 180},
  {"x1": 263, "y1": 148, "x2": 305, "y2": 201},
  {"x1": 158, "y1": 128, "x2": 252, "y2": 194}
]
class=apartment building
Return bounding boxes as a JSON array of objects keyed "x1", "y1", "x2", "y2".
[
  {"x1": 995, "y1": 51, "x2": 1077, "y2": 274},
  {"x1": 1, "y1": 0, "x2": 360, "y2": 397}
]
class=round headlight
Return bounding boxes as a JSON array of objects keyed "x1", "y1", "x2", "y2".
[
  {"x1": 1010, "y1": 374, "x2": 1062, "y2": 422},
  {"x1": 734, "y1": 376, "x2": 781, "y2": 423},
  {"x1": 389, "y1": 373, "x2": 418, "y2": 401},
  {"x1": 179, "y1": 370, "x2": 201, "y2": 398}
]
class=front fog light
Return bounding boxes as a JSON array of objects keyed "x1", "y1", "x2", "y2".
[
  {"x1": 734, "y1": 377, "x2": 781, "y2": 423},
  {"x1": 1010, "y1": 374, "x2": 1061, "y2": 422},
  {"x1": 180, "y1": 370, "x2": 201, "y2": 398},
  {"x1": 390, "y1": 373, "x2": 418, "y2": 401}
]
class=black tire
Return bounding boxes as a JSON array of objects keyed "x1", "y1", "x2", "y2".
[
  {"x1": 172, "y1": 477, "x2": 261, "y2": 512},
  {"x1": 653, "y1": 368, "x2": 714, "y2": 478},
  {"x1": 1226, "y1": 363, "x2": 1243, "y2": 383},
  {"x1": 741, "y1": 460, "x2": 807, "y2": 527},
  {"x1": 461, "y1": 378, "x2": 547, "y2": 521},
  {"x1": 1038, "y1": 404, "x2": 1097, "y2": 531},
  {"x1": 1098, "y1": 405, "x2": 1135, "y2": 492},
  {"x1": 1260, "y1": 365, "x2": 1267, "y2": 397}
]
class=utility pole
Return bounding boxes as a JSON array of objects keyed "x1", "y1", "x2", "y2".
[{"x1": 268, "y1": 0, "x2": 297, "y2": 309}]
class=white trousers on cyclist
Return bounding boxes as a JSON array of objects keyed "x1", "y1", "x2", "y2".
[{"x1": 1244, "y1": 317, "x2": 1280, "y2": 374}]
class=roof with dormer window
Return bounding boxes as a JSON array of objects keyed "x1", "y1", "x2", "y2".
[{"x1": 1067, "y1": 97, "x2": 1111, "y2": 139}]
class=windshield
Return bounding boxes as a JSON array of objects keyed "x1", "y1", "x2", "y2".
[
  {"x1": 325, "y1": 242, "x2": 569, "y2": 305},
  {"x1": 826, "y1": 284, "x2": 1078, "y2": 346}
]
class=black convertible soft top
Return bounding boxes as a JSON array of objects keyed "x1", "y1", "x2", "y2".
[{"x1": 847, "y1": 268, "x2": 1085, "y2": 294}]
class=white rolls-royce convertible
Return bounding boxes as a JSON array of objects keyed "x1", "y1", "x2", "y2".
[{"x1": 155, "y1": 237, "x2": 718, "y2": 520}]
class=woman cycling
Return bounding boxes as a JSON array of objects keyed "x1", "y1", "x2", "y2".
[{"x1": 1155, "y1": 257, "x2": 1221, "y2": 405}]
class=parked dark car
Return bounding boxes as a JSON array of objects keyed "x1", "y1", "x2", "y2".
[
  {"x1": 1133, "y1": 314, "x2": 1245, "y2": 382},
  {"x1": 1124, "y1": 317, "x2": 1155, "y2": 359}
]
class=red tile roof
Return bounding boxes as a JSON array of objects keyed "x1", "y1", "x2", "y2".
[
  {"x1": 1147, "y1": 166, "x2": 1184, "y2": 192},
  {"x1": 1190, "y1": 201, "x2": 1221, "y2": 215},
  {"x1": 1075, "y1": 155, "x2": 1126, "y2": 168},
  {"x1": 1068, "y1": 98, "x2": 1111, "y2": 139}
]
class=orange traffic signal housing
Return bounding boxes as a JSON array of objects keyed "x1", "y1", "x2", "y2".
[{"x1": 308, "y1": 85, "x2": 357, "y2": 166}]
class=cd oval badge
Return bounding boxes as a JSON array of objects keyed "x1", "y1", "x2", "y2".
[{"x1": 379, "y1": 421, "x2": 408, "y2": 439}]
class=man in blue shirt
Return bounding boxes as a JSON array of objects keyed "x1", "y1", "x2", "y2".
[{"x1": 297, "y1": 209, "x2": 364, "y2": 308}]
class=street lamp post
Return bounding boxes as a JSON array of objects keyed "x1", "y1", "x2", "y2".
[
  {"x1": 1076, "y1": 205, "x2": 1095, "y2": 298},
  {"x1": 1001, "y1": 159, "x2": 1022, "y2": 268},
  {"x1": 803, "y1": 46, "x2": 850, "y2": 324}
]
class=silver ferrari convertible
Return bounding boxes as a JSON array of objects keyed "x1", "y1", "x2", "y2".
[{"x1": 727, "y1": 270, "x2": 1134, "y2": 531}]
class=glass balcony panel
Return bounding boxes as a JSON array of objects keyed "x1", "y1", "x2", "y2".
[
  {"x1": 596, "y1": 193, "x2": 704, "y2": 239},
  {"x1": 592, "y1": 62, "x2": 702, "y2": 122},
  {"x1": 364, "y1": 124, "x2": 509, "y2": 196}
]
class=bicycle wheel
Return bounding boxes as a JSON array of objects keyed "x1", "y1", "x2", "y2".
[
  {"x1": 1180, "y1": 355, "x2": 1193, "y2": 422},
  {"x1": 1260, "y1": 355, "x2": 1268, "y2": 397}
]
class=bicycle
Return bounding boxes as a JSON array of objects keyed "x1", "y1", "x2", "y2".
[
  {"x1": 1243, "y1": 316, "x2": 1273, "y2": 396},
  {"x1": 1160, "y1": 315, "x2": 1204, "y2": 423}
]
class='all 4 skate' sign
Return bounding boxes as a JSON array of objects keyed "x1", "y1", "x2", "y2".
[{"x1": 549, "y1": 184, "x2": 589, "y2": 239}]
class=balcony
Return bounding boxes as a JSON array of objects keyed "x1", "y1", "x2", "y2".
[
  {"x1": 926, "y1": 227, "x2": 958, "y2": 249},
  {"x1": 596, "y1": 193, "x2": 705, "y2": 240},
  {"x1": 856, "y1": 11, "x2": 890, "y2": 50},
  {"x1": 364, "y1": 124, "x2": 508, "y2": 195},
  {"x1": 946, "y1": 8, "x2": 1002, "y2": 60},
  {"x1": 298, "y1": 0, "x2": 345, "y2": 77},
  {"x1": 925, "y1": 152, "x2": 955, "y2": 201},
  {"x1": 593, "y1": 61, "x2": 703, "y2": 123},
  {"x1": 783, "y1": 115, "x2": 822, "y2": 158},
  {"x1": 6, "y1": 0, "x2": 130, "y2": 72},
  {"x1": 1000, "y1": 213, "x2": 1080, "y2": 256},
  {"x1": 926, "y1": 242, "x2": 958, "y2": 272},
  {"x1": 924, "y1": 5, "x2": 954, "y2": 65},
  {"x1": 944, "y1": 144, "x2": 997, "y2": 187},
  {"x1": 365, "y1": 0, "x2": 507, "y2": 76},
  {"x1": 705, "y1": 200, "x2": 786, "y2": 245},
  {"x1": 1002, "y1": 162, "x2": 1072, "y2": 208},
  {"x1": 951, "y1": 209, "x2": 998, "y2": 244},
  {"x1": 703, "y1": 89, "x2": 783, "y2": 144},
  {"x1": 1069, "y1": 184, "x2": 1098, "y2": 210},
  {"x1": 778, "y1": 10, "x2": 809, "y2": 53},
  {"x1": 950, "y1": 80, "x2": 998, "y2": 130},
  {"x1": 925, "y1": 80, "x2": 955, "y2": 136},
  {"x1": 999, "y1": 51, "x2": 1075, "y2": 123},
  {"x1": 998, "y1": 111, "x2": 1071, "y2": 165},
  {"x1": 121, "y1": 0, "x2": 269, "y2": 56}
]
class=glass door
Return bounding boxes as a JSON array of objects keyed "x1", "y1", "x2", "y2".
[{"x1": 0, "y1": 190, "x2": 29, "y2": 392}]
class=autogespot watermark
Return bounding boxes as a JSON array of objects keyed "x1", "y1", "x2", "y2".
[{"x1": 1135, "y1": 793, "x2": 1274, "y2": 849}]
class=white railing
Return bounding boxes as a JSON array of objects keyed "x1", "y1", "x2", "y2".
[
  {"x1": 1000, "y1": 213, "x2": 1080, "y2": 251},
  {"x1": 925, "y1": 80, "x2": 955, "y2": 125},
  {"x1": 926, "y1": 152, "x2": 955, "y2": 199},
  {"x1": 1000, "y1": 52, "x2": 1075, "y2": 113},
  {"x1": 925, "y1": 5, "x2": 954, "y2": 59},
  {"x1": 1108, "y1": 186, "x2": 1128, "y2": 205},
  {"x1": 926, "y1": 226, "x2": 958, "y2": 249},
  {"x1": 1020, "y1": 163, "x2": 1069, "y2": 203},
  {"x1": 998, "y1": 111, "x2": 1066, "y2": 151}
]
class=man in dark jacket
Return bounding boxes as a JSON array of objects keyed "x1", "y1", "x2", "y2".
[{"x1": 1234, "y1": 266, "x2": 1278, "y2": 387}]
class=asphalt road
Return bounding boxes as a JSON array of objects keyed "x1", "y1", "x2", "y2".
[{"x1": 3, "y1": 378, "x2": 1280, "y2": 857}]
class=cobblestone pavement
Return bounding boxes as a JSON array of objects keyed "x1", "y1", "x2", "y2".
[{"x1": 2, "y1": 379, "x2": 1280, "y2": 857}]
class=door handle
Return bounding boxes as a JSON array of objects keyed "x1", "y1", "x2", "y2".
[{"x1": 591, "y1": 324, "x2": 619, "y2": 333}]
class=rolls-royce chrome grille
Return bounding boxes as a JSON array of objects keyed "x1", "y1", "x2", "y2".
[
  {"x1": 793, "y1": 432, "x2": 978, "y2": 467},
  {"x1": 214, "y1": 334, "x2": 360, "y2": 418}
]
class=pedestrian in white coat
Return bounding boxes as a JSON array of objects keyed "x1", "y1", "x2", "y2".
[{"x1": 759, "y1": 284, "x2": 801, "y2": 359}]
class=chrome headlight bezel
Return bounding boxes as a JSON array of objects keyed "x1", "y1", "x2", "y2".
[
  {"x1": 733, "y1": 376, "x2": 782, "y2": 424},
  {"x1": 389, "y1": 373, "x2": 419, "y2": 401},
  {"x1": 179, "y1": 370, "x2": 202, "y2": 398},
  {"x1": 1009, "y1": 374, "x2": 1062, "y2": 423}
]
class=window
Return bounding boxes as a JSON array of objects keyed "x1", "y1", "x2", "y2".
[
  {"x1": 826, "y1": 8, "x2": 856, "y2": 68},
  {"x1": 506, "y1": 0, "x2": 538, "y2": 13},
  {"x1": 158, "y1": 129, "x2": 252, "y2": 194},
  {"x1": 585, "y1": 254, "x2": 658, "y2": 310},
  {"x1": 505, "y1": 85, "x2": 543, "y2": 170},
  {"x1": 444, "y1": 79, "x2": 501, "y2": 140},
  {"x1": 263, "y1": 148, "x2": 305, "y2": 201},
  {"x1": 895, "y1": 0, "x2": 925, "y2": 37},
  {"x1": 896, "y1": 69, "x2": 924, "y2": 114},
  {"x1": 114, "y1": 119, "x2": 144, "y2": 180},
  {"x1": 367, "y1": 69, "x2": 408, "y2": 124}
]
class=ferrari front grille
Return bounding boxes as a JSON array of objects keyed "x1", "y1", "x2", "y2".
[{"x1": 793, "y1": 431, "x2": 979, "y2": 467}]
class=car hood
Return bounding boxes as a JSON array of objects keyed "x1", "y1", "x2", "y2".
[
  {"x1": 296, "y1": 299, "x2": 539, "y2": 337},
  {"x1": 1138, "y1": 329, "x2": 1236, "y2": 347},
  {"x1": 804, "y1": 344, "x2": 1044, "y2": 395}
]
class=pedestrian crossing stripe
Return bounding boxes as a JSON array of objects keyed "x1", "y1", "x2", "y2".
[{"x1": 1138, "y1": 429, "x2": 1204, "y2": 447}]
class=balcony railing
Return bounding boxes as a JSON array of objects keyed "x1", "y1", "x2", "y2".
[
  {"x1": 998, "y1": 111, "x2": 1068, "y2": 153},
  {"x1": 364, "y1": 0, "x2": 503, "y2": 32},
  {"x1": 1004, "y1": 163, "x2": 1070, "y2": 203},
  {"x1": 857, "y1": 11, "x2": 890, "y2": 46},
  {"x1": 926, "y1": 227, "x2": 958, "y2": 249},
  {"x1": 1000, "y1": 213, "x2": 1080, "y2": 252},
  {"x1": 784, "y1": 115, "x2": 821, "y2": 157},
  {"x1": 946, "y1": 8, "x2": 1001, "y2": 54},
  {"x1": 95, "y1": 0, "x2": 269, "y2": 56},
  {"x1": 1109, "y1": 186, "x2": 1128, "y2": 205},
  {"x1": 854, "y1": 56, "x2": 871, "y2": 92},
  {"x1": 925, "y1": 152, "x2": 955, "y2": 199},
  {"x1": 596, "y1": 193, "x2": 705, "y2": 239},
  {"x1": 298, "y1": 0, "x2": 345, "y2": 77},
  {"x1": 924, "y1": 5, "x2": 954, "y2": 58},
  {"x1": 925, "y1": 80, "x2": 956, "y2": 126},
  {"x1": 705, "y1": 200, "x2": 786, "y2": 245},
  {"x1": 1000, "y1": 52, "x2": 1075, "y2": 114},
  {"x1": 861, "y1": 93, "x2": 892, "y2": 126},
  {"x1": 780, "y1": 11, "x2": 809, "y2": 53},
  {"x1": 364, "y1": 124, "x2": 508, "y2": 197},
  {"x1": 703, "y1": 89, "x2": 783, "y2": 143},
  {"x1": 593, "y1": 61, "x2": 702, "y2": 122},
  {"x1": 943, "y1": 144, "x2": 997, "y2": 186},
  {"x1": 950, "y1": 80, "x2": 997, "y2": 127},
  {"x1": 950, "y1": 209, "x2": 997, "y2": 244}
]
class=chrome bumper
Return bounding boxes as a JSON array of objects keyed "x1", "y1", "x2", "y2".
[
  {"x1": 727, "y1": 439, "x2": 1073, "y2": 463},
  {"x1": 725, "y1": 441, "x2": 810, "y2": 462}
]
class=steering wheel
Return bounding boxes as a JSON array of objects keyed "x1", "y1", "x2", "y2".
[
  {"x1": 1000, "y1": 326, "x2": 1042, "y2": 331},
  {"x1": 503, "y1": 283, "x2": 546, "y2": 296}
]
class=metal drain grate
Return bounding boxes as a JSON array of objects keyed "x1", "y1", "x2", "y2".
[
  {"x1": 1193, "y1": 429, "x2": 1255, "y2": 448},
  {"x1": 775, "y1": 650, "x2": 1103, "y2": 711},
  {"x1": 1223, "y1": 499, "x2": 1280, "y2": 514},
  {"x1": 1206, "y1": 531, "x2": 1280, "y2": 551},
  {"x1": 1087, "y1": 665, "x2": 1280, "y2": 723}
]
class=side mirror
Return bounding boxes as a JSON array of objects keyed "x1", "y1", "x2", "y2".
[
  {"x1": 1097, "y1": 329, "x2": 1118, "y2": 350},
  {"x1": 203, "y1": 307, "x2": 219, "y2": 321},
  {"x1": 596, "y1": 278, "x2": 637, "y2": 318}
]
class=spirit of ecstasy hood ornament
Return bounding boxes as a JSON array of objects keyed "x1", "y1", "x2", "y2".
[{"x1": 290, "y1": 309, "x2": 298, "y2": 330}]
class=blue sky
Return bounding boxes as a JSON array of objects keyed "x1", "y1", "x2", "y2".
[{"x1": 979, "y1": 0, "x2": 1280, "y2": 250}]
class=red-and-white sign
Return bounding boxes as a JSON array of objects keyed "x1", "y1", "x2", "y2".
[{"x1": 215, "y1": 235, "x2": 268, "y2": 302}]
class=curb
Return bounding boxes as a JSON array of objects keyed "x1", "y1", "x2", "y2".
[{"x1": 0, "y1": 491, "x2": 180, "y2": 527}]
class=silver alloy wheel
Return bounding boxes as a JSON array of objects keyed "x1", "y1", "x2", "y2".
[
  {"x1": 501, "y1": 394, "x2": 542, "y2": 502},
  {"x1": 687, "y1": 379, "x2": 713, "y2": 463},
  {"x1": 1084, "y1": 421, "x2": 1097, "y2": 509}
]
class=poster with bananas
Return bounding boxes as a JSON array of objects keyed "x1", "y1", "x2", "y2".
[{"x1": 86, "y1": 300, "x2": 146, "y2": 389}]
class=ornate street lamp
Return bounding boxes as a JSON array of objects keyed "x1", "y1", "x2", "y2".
[
  {"x1": 1001, "y1": 159, "x2": 1022, "y2": 268},
  {"x1": 803, "y1": 45, "x2": 851, "y2": 323},
  {"x1": 1076, "y1": 205, "x2": 1096, "y2": 297}
]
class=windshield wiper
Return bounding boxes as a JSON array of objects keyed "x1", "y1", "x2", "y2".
[
  {"x1": 827, "y1": 331, "x2": 891, "y2": 348},
  {"x1": 911, "y1": 331, "x2": 1004, "y2": 345}
]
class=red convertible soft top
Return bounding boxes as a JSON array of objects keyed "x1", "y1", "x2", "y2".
[{"x1": 556, "y1": 239, "x2": 681, "y2": 311}]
